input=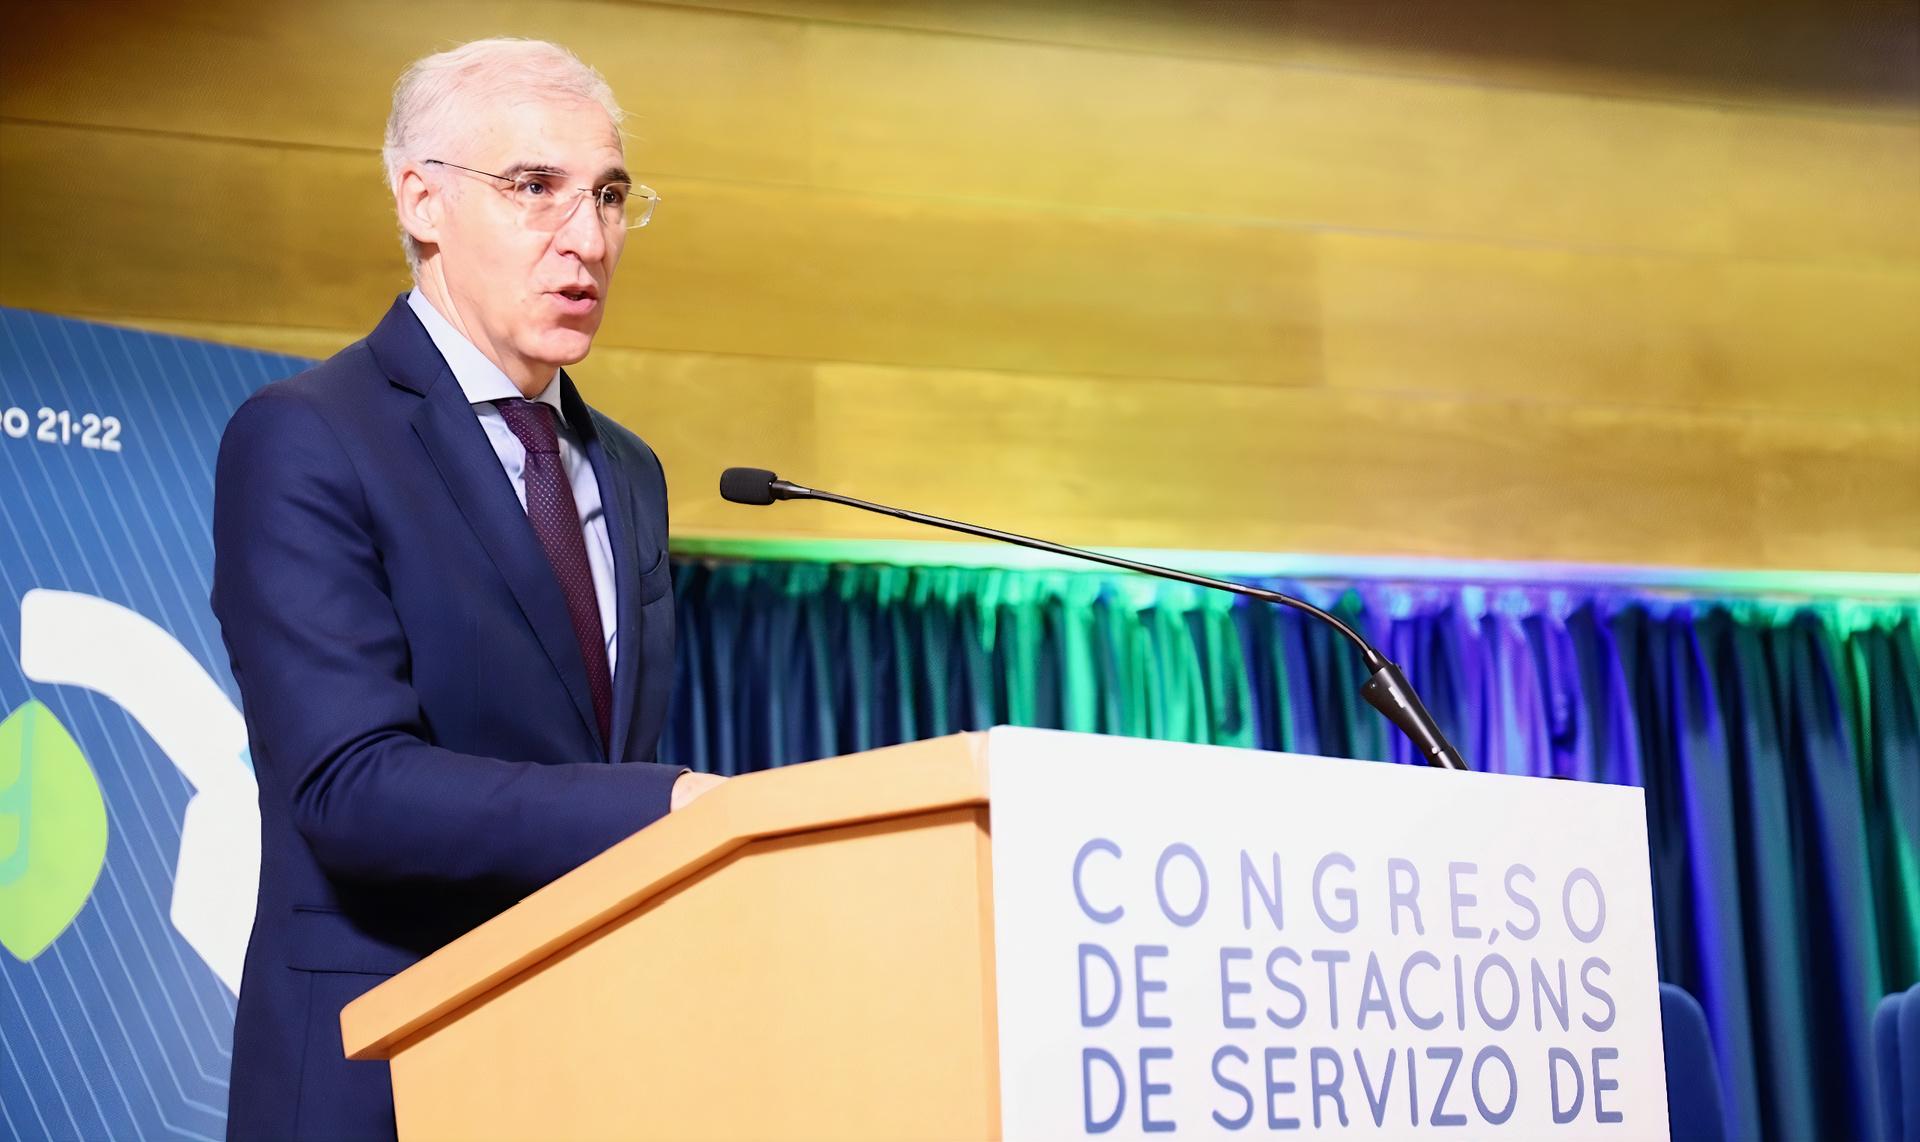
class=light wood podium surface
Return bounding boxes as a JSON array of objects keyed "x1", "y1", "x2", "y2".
[{"x1": 342, "y1": 733, "x2": 999, "y2": 1141}]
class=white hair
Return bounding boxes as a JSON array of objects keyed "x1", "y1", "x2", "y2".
[{"x1": 383, "y1": 38, "x2": 625, "y2": 274}]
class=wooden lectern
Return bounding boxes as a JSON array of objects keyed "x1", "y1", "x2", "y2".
[
  {"x1": 344, "y1": 727, "x2": 1670, "y2": 1140},
  {"x1": 342, "y1": 733, "x2": 1002, "y2": 1140}
]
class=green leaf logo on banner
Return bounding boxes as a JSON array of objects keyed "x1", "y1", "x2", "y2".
[{"x1": 0, "y1": 700, "x2": 108, "y2": 961}]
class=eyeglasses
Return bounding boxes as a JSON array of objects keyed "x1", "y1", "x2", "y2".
[{"x1": 424, "y1": 158, "x2": 658, "y2": 231}]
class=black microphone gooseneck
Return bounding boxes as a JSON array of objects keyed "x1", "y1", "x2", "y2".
[{"x1": 717, "y1": 467, "x2": 1469, "y2": 771}]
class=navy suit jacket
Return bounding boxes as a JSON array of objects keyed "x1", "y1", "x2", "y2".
[{"x1": 212, "y1": 297, "x2": 682, "y2": 1141}]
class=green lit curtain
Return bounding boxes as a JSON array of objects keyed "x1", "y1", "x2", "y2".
[{"x1": 664, "y1": 559, "x2": 1920, "y2": 1142}]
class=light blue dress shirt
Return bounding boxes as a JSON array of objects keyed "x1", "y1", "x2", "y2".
[{"x1": 407, "y1": 288, "x2": 618, "y2": 674}]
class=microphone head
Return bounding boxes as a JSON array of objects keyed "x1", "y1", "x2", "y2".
[{"x1": 719, "y1": 467, "x2": 780, "y2": 505}]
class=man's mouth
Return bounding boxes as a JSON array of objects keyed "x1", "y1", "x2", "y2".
[{"x1": 547, "y1": 287, "x2": 601, "y2": 318}]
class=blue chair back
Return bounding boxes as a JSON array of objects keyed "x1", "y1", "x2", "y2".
[
  {"x1": 1661, "y1": 983, "x2": 1727, "y2": 1142},
  {"x1": 1876, "y1": 990, "x2": 1904, "y2": 1141},
  {"x1": 1900, "y1": 984, "x2": 1920, "y2": 1142}
]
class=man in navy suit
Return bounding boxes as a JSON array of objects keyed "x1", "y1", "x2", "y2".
[{"x1": 210, "y1": 39, "x2": 722, "y2": 1140}]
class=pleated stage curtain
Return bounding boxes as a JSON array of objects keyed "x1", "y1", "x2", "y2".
[{"x1": 663, "y1": 558, "x2": 1920, "y2": 1142}]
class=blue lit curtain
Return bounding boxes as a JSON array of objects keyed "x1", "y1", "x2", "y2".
[{"x1": 663, "y1": 559, "x2": 1920, "y2": 1142}]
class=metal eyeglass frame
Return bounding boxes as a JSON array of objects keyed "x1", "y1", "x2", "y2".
[{"x1": 423, "y1": 158, "x2": 658, "y2": 230}]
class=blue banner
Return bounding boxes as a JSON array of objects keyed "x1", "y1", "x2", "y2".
[{"x1": 1, "y1": 308, "x2": 310, "y2": 1141}]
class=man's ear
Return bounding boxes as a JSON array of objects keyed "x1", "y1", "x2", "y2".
[{"x1": 394, "y1": 165, "x2": 444, "y2": 249}]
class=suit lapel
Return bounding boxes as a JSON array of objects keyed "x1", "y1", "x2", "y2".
[
  {"x1": 567, "y1": 381, "x2": 644, "y2": 764},
  {"x1": 369, "y1": 298, "x2": 606, "y2": 756}
]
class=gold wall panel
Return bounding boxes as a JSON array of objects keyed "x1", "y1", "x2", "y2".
[
  {"x1": 108, "y1": 313, "x2": 1920, "y2": 574},
  {"x1": 1319, "y1": 235, "x2": 1920, "y2": 418},
  {"x1": 2, "y1": 0, "x2": 1915, "y2": 573},
  {"x1": 12, "y1": 2, "x2": 1916, "y2": 262},
  {"x1": 0, "y1": 1, "x2": 814, "y2": 186},
  {"x1": 0, "y1": 123, "x2": 1321, "y2": 386},
  {"x1": 671, "y1": 1, "x2": 1920, "y2": 114}
]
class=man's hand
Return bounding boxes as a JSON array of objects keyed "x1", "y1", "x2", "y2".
[{"x1": 670, "y1": 770, "x2": 727, "y2": 812}]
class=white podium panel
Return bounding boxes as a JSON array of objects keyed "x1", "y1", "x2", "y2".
[{"x1": 988, "y1": 727, "x2": 1668, "y2": 1141}]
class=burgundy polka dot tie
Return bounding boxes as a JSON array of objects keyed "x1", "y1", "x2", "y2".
[{"x1": 493, "y1": 398, "x2": 613, "y2": 754}]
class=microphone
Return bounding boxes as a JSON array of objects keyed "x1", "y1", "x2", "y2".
[
  {"x1": 718, "y1": 467, "x2": 1469, "y2": 771},
  {"x1": 717, "y1": 466, "x2": 807, "y2": 506}
]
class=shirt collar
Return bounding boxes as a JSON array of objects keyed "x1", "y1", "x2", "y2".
[{"x1": 407, "y1": 288, "x2": 563, "y2": 414}]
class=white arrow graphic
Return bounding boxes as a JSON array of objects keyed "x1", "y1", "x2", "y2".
[{"x1": 20, "y1": 589, "x2": 258, "y2": 994}]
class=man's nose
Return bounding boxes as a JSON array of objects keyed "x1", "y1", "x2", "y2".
[{"x1": 553, "y1": 191, "x2": 609, "y2": 263}]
